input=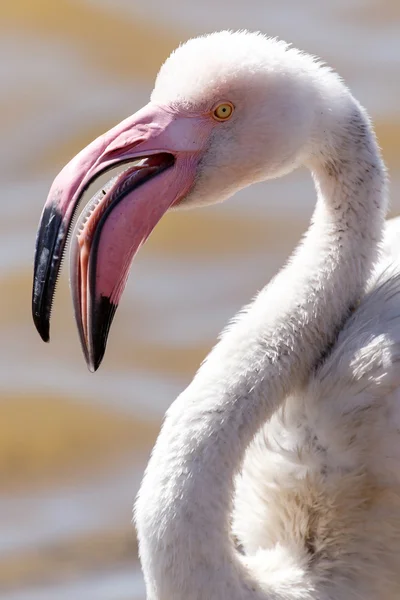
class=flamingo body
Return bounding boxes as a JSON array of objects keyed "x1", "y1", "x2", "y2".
[
  {"x1": 32, "y1": 30, "x2": 400, "y2": 600},
  {"x1": 235, "y1": 226, "x2": 400, "y2": 596}
]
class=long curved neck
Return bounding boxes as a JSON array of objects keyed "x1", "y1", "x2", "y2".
[{"x1": 135, "y1": 98, "x2": 387, "y2": 599}]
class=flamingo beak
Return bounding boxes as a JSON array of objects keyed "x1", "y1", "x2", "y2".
[{"x1": 32, "y1": 103, "x2": 212, "y2": 371}]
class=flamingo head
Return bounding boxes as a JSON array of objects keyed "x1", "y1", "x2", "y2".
[{"x1": 32, "y1": 30, "x2": 332, "y2": 371}]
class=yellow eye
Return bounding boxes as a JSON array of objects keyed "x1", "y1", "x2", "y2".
[{"x1": 212, "y1": 102, "x2": 234, "y2": 121}]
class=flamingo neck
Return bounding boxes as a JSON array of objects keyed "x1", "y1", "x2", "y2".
[{"x1": 135, "y1": 98, "x2": 387, "y2": 599}]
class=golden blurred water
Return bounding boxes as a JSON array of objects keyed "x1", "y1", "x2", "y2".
[{"x1": 1, "y1": 1, "x2": 399, "y2": 598}]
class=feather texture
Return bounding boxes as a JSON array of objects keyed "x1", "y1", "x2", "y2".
[{"x1": 135, "y1": 31, "x2": 399, "y2": 599}]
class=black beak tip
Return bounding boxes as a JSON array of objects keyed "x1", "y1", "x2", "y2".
[
  {"x1": 87, "y1": 295, "x2": 118, "y2": 373},
  {"x1": 32, "y1": 307, "x2": 50, "y2": 343},
  {"x1": 32, "y1": 298, "x2": 50, "y2": 342},
  {"x1": 87, "y1": 348, "x2": 104, "y2": 373},
  {"x1": 32, "y1": 203, "x2": 65, "y2": 344},
  {"x1": 87, "y1": 360, "x2": 98, "y2": 374}
]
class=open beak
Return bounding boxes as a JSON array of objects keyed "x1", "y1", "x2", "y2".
[{"x1": 32, "y1": 103, "x2": 211, "y2": 371}]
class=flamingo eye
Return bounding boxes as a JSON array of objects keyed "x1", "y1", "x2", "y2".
[{"x1": 212, "y1": 102, "x2": 234, "y2": 121}]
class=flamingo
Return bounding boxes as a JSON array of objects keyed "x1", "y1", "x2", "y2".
[{"x1": 32, "y1": 30, "x2": 400, "y2": 599}]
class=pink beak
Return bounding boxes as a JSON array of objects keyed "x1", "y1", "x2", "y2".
[{"x1": 32, "y1": 103, "x2": 212, "y2": 371}]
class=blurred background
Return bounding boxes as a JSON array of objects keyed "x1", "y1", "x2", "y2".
[{"x1": 1, "y1": 1, "x2": 399, "y2": 598}]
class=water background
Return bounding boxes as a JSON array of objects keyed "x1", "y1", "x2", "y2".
[{"x1": 1, "y1": 1, "x2": 399, "y2": 597}]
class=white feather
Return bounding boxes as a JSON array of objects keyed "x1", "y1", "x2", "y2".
[{"x1": 135, "y1": 30, "x2": 399, "y2": 599}]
